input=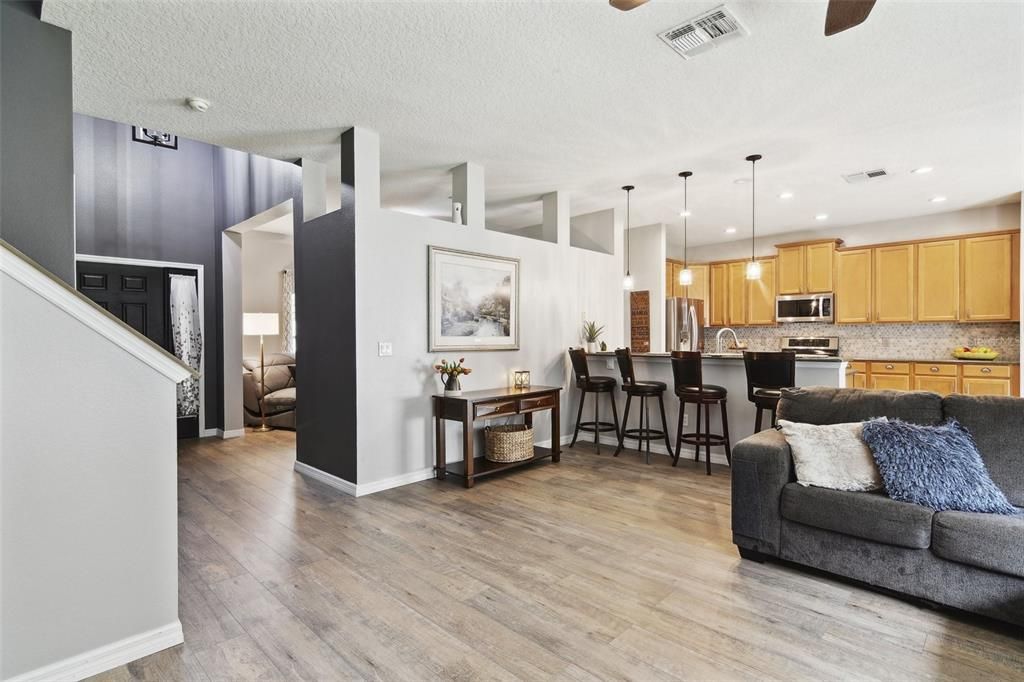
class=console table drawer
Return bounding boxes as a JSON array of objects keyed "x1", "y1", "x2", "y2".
[
  {"x1": 962, "y1": 364, "x2": 1011, "y2": 379},
  {"x1": 519, "y1": 394, "x2": 555, "y2": 413},
  {"x1": 474, "y1": 399, "x2": 518, "y2": 420}
]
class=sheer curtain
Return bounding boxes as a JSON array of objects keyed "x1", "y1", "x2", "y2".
[
  {"x1": 169, "y1": 274, "x2": 202, "y2": 417},
  {"x1": 282, "y1": 266, "x2": 296, "y2": 355}
]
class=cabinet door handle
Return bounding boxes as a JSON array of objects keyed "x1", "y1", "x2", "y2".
[
  {"x1": 930, "y1": 366, "x2": 939, "y2": 373},
  {"x1": 885, "y1": 364, "x2": 894, "y2": 370},
  {"x1": 982, "y1": 367, "x2": 992, "y2": 374}
]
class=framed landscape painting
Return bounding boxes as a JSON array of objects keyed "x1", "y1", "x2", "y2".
[{"x1": 428, "y1": 246, "x2": 520, "y2": 352}]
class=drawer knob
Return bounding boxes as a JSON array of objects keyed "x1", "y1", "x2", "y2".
[
  {"x1": 930, "y1": 366, "x2": 939, "y2": 372},
  {"x1": 982, "y1": 367, "x2": 992, "y2": 374},
  {"x1": 885, "y1": 364, "x2": 894, "y2": 370}
]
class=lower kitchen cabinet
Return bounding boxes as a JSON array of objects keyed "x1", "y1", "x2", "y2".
[
  {"x1": 913, "y1": 363, "x2": 958, "y2": 396},
  {"x1": 853, "y1": 360, "x2": 1018, "y2": 397},
  {"x1": 961, "y1": 364, "x2": 1015, "y2": 396}
]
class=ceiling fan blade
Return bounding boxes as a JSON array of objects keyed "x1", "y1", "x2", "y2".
[
  {"x1": 824, "y1": 0, "x2": 877, "y2": 36},
  {"x1": 609, "y1": 0, "x2": 650, "y2": 11}
]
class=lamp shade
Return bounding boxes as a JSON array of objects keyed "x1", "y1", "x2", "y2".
[{"x1": 243, "y1": 313, "x2": 279, "y2": 336}]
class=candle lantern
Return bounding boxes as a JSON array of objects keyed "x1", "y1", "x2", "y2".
[{"x1": 513, "y1": 370, "x2": 531, "y2": 389}]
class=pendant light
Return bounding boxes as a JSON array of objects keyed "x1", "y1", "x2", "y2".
[
  {"x1": 622, "y1": 185, "x2": 635, "y2": 291},
  {"x1": 745, "y1": 154, "x2": 762, "y2": 281},
  {"x1": 677, "y1": 171, "x2": 694, "y2": 287}
]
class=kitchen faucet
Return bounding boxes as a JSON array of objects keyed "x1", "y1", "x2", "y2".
[{"x1": 716, "y1": 327, "x2": 742, "y2": 354}]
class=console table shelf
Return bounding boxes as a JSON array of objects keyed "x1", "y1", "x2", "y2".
[{"x1": 433, "y1": 386, "x2": 561, "y2": 488}]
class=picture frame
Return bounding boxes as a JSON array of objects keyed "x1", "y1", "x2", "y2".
[{"x1": 428, "y1": 246, "x2": 520, "y2": 352}]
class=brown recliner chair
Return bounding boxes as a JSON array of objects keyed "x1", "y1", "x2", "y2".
[{"x1": 242, "y1": 353, "x2": 296, "y2": 429}]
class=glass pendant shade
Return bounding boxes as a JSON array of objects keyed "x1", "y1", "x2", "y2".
[
  {"x1": 745, "y1": 260, "x2": 762, "y2": 280},
  {"x1": 678, "y1": 268, "x2": 694, "y2": 286},
  {"x1": 622, "y1": 272, "x2": 635, "y2": 291}
]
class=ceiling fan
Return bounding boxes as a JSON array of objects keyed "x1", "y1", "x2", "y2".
[{"x1": 609, "y1": 0, "x2": 877, "y2": 36}]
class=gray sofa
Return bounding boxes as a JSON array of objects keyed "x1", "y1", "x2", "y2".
[
  {"x1": 732, "y1": 386, "x2": 1024, "y2": 627},
  {"x1": 243, "y1": 353, "x2": 296, "y2": 429}
]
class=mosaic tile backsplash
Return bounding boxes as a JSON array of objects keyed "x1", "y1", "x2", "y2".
[{"x1": 704, "y1": 323, "x2": 1020, "y2": 361}]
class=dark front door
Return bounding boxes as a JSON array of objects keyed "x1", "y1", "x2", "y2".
[{"x1": 76, "y1": 260, "x2": 200, "y2": 439}]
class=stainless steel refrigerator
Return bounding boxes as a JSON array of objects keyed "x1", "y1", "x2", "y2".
[{"x1": 665, "y1": 298, "x2": 705, "y2": 352}]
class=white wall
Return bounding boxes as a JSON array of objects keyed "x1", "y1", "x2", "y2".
[
  {"x1": 351, "y1": 130, "x2": 625, "y2": 486},
  {"x1": 1, "y1": 272, "x2": 182, "y2": 679},
  {"x1": 241, "y1": 230, "x2": 293, "y2": 357},
  {"x1": 685, "y1": 203, "x2": 1021, "y2": 263}
]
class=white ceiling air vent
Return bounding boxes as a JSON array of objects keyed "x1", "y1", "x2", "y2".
[
  {"x1": 842, "y1": 169, "x2": 889, "y2": 184},
  {"x1": 658, "y1": 5, "x2": 748, "y2": 60}
]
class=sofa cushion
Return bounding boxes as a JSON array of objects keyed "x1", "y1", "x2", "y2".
[
  {"x1": 942, "y1": 394, "x2": 1024, "y2": 507},
  {"x1": 777, "y1": 419, "x2": 883, "y2": 491},
  {"x1": 933, "y1": 509, "x2": 1024, "y2": 578},
  {"x1": 862, "y1": 418, "x2": 1017, "y2": 515},
  {"x1": 778, "y1": 387, "x2": 943, "y2": 427},
  {"x1": 243, "y1": 353, "x2": 296, "y2": 394},
  {"x1": 262, "y1": 387, "x2": 296, "y2": 413},
  {"x1": 781, "y1": 483, "x2": 934, "y2": 549}
]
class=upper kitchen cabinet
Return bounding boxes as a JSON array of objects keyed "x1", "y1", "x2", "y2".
[
  {"x1": 961, "y1": 233, "x2": 1019, "y2": 322},
  {"x1": 775, "y1": 239, "x2": 840, "y2": 295},
  {"x1": 726, "y1": 261, "x2": 748, "y2": 326},
  {"x1": 873, "y1": 244, "x2": 915, "y2": 322},
  {"x1": 746, "y1": 258, "x2": 777, "y2": 325},
  {"x1": 709, "y1": 263, "x2": 728, "y2": 327},
  {"x1": 665, "y1": 260, "x2": 710, "y2": 323},
  {"x1": 917, "y1": 239, "x2": 960, "y2": 322},
  {"x1": 835, "y1": 248, "x2": 873, "y2": 323}
]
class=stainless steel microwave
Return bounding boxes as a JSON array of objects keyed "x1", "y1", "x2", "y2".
[{"x1": 776, "y1": 293, "x2": 834, "y2": 323}]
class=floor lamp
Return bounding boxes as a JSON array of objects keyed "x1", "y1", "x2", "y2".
[{"x1": 243, "y1": 312, "x2": 280, "y2": 433}]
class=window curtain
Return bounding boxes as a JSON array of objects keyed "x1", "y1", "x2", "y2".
[
  {"x1": 282, "y1": 266, "x2": 296, "y2": 355},
  {"x1": 169, "y1": 274, "x2": 202, "y2": 418}
]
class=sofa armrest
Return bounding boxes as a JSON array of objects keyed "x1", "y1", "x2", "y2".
[
  {"x1": 242, "y1": 370, "x2": 261, "y2": 416},
  {"x1": 731, "y1": 428, "x2": 795, "y2": 557}
]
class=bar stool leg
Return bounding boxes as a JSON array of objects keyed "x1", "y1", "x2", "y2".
[
  {"x1": 673, "y1": 401, "x2": 685, "y2": 466},
  {"x1": 657, "y1": 393, "x2": 672, "y2": 454},
  {"x1": 754, "y1": 406, "x2": 763, "y2": 433},
  {"x1": 570, "y1": 389, "x2": 586, "y2": 447},
  {"x1": 644, "y1": 396, "x2": 652, "y2": 465},
  {"x1": 593, "y1": 389, "x2": 601, "y2": 453},
  {"x1": 609, "y1": 392, "x2": 620, "y2": 444},
  {"x1": 770, "y1": 407, "x2": 778, "y2": 428},
  {"x1": 720, "y1": 399, "x2": 732, "y2": 465},
  {"x1": 694, "y1": 402, "x2": 702, "y2": 462},
  {"x1": 615, "y1": 394, "x2": 631, "y2": 456},
  {"x1": 704, "y1": 401, "x2": 712, "y2": 476}
]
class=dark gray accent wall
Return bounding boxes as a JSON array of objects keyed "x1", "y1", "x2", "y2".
[
  {"x1": 73, "y1": 114, "x2": 300, "y2": 430},
  {"x1": 0, "y1": 2, "x2": 75, "y2": 283},
  {"x1": 294, "y1": 131, "x2": 357, "y2": 482}
]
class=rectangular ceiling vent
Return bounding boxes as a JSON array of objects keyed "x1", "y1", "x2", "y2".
[
  {"x1": 842, "y1": 168, "x2": 889, "y2": 184},
  {"x1": 658, "y1": 5, "x2": 748, "y2": 60}
]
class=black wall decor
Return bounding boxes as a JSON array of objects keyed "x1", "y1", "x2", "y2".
[{"x1": 132, "y1": 126, "x2": 178, "y2": 150}]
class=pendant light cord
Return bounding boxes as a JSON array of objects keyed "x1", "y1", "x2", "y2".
[
  {"x1": 683, "y1": 177, "x2": 688, "y2": 268},
  {"x1": 626, "y1": 188, "x2": 630, "y2": 274},
  {"x1": 751, "y1": 158, "x2": 756, "y2": 262}
]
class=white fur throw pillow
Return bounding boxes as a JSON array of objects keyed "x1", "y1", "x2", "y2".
[{"x1": 777, "y1": 419, "x2": 885, "y2": 491}]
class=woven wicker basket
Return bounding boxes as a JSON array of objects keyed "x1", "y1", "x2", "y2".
[{"x1": 484, "y1": 424, "x2": 534, "y2": 463}]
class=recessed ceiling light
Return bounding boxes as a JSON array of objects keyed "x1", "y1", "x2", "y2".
[
  {"x1": 930, "y1": 196, "x2": 947, "y2": 203},
  {"x1": 778, "y1": 192, "x2": 794, "y2": 199},
  {"x1": 733, "y1": 178, "x2": 749, "y2": 185},
  {"x1": 911, "y1": 167, "x2": 933, "y2": 174},
  {"x1": 815, "y1": 214, "x2": 829, "y2": 221},
  {"x1": 724, "y1": 227, "x2": 737, "y2": 234},
  {"x1": 679, "y1": 210, "x2": 692, "y2": 217}
]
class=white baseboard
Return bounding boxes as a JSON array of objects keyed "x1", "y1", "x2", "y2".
[
  {"x1": 294, "y1": 460, "x2": 357, "y2": 496},
  {"x1": 217, "y1": 428, "x2": 245, "y2": 439},
  {"x1": 200, "y1": 427, "x2": 219, "y2": 438},
  {"x1": 6, "y1": 621, "x2": 183, "y2": 682}
]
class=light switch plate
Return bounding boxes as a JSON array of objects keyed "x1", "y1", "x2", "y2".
[{"x1": 378, "y1": 342, "x2": 393, "y2": 357}]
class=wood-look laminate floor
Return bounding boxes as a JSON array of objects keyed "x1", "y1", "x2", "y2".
[{"x1": 91, "y1": 431, "x2": 1023, "y2": 681}]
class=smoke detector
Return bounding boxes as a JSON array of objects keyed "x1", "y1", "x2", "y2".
[
  {"x1": 842, "y1": 168, "x2": 889, "y2": 184},
  {"x1": 658, "y1": 5, "x2": 749, "y2": 60},
  {"x1": 186, "y1": 97, "x2": 210, "y2": 113}
]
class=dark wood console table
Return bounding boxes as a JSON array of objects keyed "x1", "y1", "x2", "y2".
[{"x1": 433, "y1": 385, "x2": 561, "y2": 488}]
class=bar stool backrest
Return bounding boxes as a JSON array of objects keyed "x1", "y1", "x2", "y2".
[
  {"x1": 743, "y1": 351, "x2": 797, "y2": 401},
  {"x1": 614, "y1": 348, "x2": 637, "y2": 386},
  {"x1": 670, "y1": 351, "x2": 704, "y2": 395},
  {"x1": 568, "y1": 348, "x2": 590, "y2": 386}
]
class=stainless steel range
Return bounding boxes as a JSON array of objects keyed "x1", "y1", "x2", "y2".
[{"x1": 781, "y1": 336, "x2": 839, "y2": 358}]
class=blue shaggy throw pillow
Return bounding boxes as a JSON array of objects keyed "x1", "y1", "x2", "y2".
[{"x1": 861, "y1": 418, "x2": 1017, "y2": 514}]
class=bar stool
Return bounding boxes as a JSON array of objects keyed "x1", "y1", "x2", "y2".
[
  {"x1": 670, "y1": 351, "x2": 731, "y2": 475},
  {"x1": 743, "y1": 350, "x2": 796, "y2": 432},
  {"x1": 613, "y1": 348, "x2": 673, "y2": 463},
  {"x1": 567, "y1": 348, "x2": 620, "y2": 453}
]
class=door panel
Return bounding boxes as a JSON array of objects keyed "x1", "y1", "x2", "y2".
[
  {"x1": 962, "y1": 377, "x2": 1012, "y2": 397},
  {"x1": 76, "y1": 262, "x2": 166, "y2": 346},
  {"x1": 962, "y1": 234, "x2": 1014, "y2": 321},
  {"x1": 681, "y1": 263, "x2": 709, "y2": 325},
  {"x1": 914, "y1": 375, "x2": 958, "y2": 396},
  {"x1": 917, "y1": 240, "x2": 959, "y2": 322},
  {"x1": 727, "y1": 261, "x2": 748, "y2": 326},
  {"x1": 777, "y1": 246, "x2": 804, "y2": 295},
  {"x1": 835, "y1": 249, "x2": 872, "y2": 323},
  {"x1": 805, "y1": 242, "x2": 835, "y2": 293},
  {"x1": 709, "y1": 263, "x2": 728, "y2": 326},
  {"x1": 873, "y1": 244, "x2": 915, "y2": 322},
  {"x1": 871, "y1": 374, "x2": 910, "y2": 391},
  {"x1": 747, "y1": 259, "x2": 776, "y2": 325}
]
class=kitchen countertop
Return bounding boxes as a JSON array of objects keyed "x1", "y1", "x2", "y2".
[
  {"x1": 850, "y1": 357, "x2": 1020, "y2": 366},
  {"x1": 587, "y1": 351, "x2": 844, "y2": 363},
  {"x1": 586, "y1": 351, "x2": 1018, "y2": 365}
]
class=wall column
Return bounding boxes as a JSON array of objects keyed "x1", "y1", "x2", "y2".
[
  {"x1": 451, "y1": 162, "x2": 485, "y2": 229},
  {"x1": 542, "y1": 191, "x2": 570, "y2": 246}
]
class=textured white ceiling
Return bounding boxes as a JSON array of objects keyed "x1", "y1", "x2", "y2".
[{"x1": 44, "y1": 0, "x2": 1023, "y2": 245}]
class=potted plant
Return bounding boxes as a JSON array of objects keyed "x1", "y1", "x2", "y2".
[
  {"x1": 582, "y1": 320, "x2": 604, "y2": 354},
  {"x1": 435, "y1": 357, "x2": 472, "y2": 396}
]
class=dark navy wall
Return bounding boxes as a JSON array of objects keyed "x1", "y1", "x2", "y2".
[
  {"x1": 0, "y1": 2, "x2": 75, "y2": 283},
  {"x1": 73, "y1": 114, "x2": 301, "y2": 430}
]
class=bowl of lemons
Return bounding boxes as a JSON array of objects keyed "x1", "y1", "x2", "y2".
[{"x1": 952, "y1": 346, "x2": 1000, "y2": 361}]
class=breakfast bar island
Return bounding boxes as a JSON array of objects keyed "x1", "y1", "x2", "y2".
[{"x1": 583, "y1": 352, "x2": 848, "y2": 463}]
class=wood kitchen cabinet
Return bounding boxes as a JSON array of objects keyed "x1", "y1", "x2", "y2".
[
  {"x1": 873, "y1": 244, "x2": 915, "y2": 322},
  {"x1": 835, "y1": 248, "x2": 873, "y2": 323},
  {"x1": 848, "y1": 361, "x2": 868, "y2": 389},
  {"x1": 709, "y1": 263, "x2": 728, "y2": 327},
  {"x1": 726, "y1": 261, "x2": 748, "y2": 326},
  {"x1": 869, "y1": 362, "x2": 912, "y2": 391},
  {"x1": 746, "y1": 258, "x2": 777, "y2": 325},
  {"x1": 913, "y1": 363, "x2": 958, "y2": 396},
  {"x1": 961, "y1": 364, "x2": 1014, "y2": 396},
  {"x1": 665, "y1": 260, "x2": 710, "y2": 324},
  {"x1": 917, "y1": 240, "x2": 960, "y2": 322},
  {"x1": 962, "y1": 233, "x2": 1018, "y2": 322},
  {"x1": 776, "y1": 240, "x2": 838, "y2": 295},
  {"x1": 853, "y1": 360, "x2": 1018, "y2": 397}
]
